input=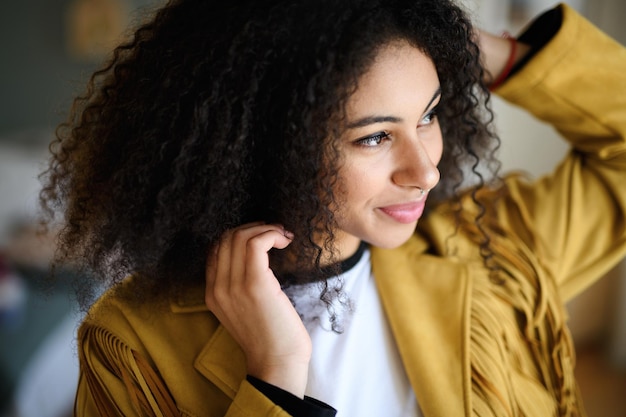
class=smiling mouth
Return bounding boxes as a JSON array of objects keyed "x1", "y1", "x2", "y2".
[{"x1": 378, "y1": 201, "x2": 426, "y2": 224}]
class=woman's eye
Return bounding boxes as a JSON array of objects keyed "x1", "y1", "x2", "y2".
[
  {"x1": 419, "y1": 108, "x2": 438, "y2": 127},
  {"x1": 355, "y1": 131, "x2": 389, "y2": 147}
]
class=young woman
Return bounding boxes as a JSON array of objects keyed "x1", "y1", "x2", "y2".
[{"x1": 40, "y1": 0, "x2": 626, "y2": 415}]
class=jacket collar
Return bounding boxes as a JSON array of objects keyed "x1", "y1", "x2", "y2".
[
  {"x1": 193, "y1": 325, "x2": 246, "y2": 399},
  {"x1": 170, "y1": 287, "x2": 245, "y2": 400}
]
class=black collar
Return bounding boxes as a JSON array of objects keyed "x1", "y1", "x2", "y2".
[{"x1": 320, "y1": 240, "x2": 368, "y2": 277}]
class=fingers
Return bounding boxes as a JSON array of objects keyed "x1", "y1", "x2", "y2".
[
  {"x1": 205, "y1": 222, "x2": 293, "y2": 305},
  {"x1": 205, "y1": 221, "x2": 263, "y2": 289}
]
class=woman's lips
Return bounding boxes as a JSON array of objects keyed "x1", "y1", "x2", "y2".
[{"x1": 378, "y1": 200, "x2": 426, "y2": 224}]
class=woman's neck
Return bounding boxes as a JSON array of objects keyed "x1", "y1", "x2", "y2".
[{"x1": 319, "y1": 231, "x2": 362, "y2": 267}]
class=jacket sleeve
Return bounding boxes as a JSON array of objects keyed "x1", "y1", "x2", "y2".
[
  {"x1": 494, "y1": 3, "x2": 626, "y2": 301},
  {"x1": 74, "y1": 323, "x2": 297, "y2": 417}
]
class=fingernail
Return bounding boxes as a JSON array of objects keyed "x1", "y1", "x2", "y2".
[{"x1": 283, "y1": 229, "x2": 294, "y2": 240}]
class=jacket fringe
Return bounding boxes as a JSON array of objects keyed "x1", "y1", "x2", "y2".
[
  {"x1": 461, "y1": 210, "x2": 584, "y2": 416},
  {"x1": 79, "y1": 325, "x2": 181, "y2": 417}
]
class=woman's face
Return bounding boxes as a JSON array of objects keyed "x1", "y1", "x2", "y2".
[{"x1": 332, "y1": 40, "x2": 443, "y2": 258}]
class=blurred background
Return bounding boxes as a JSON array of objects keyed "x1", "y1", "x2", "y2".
[
  {"x1": 0, "y1": 0, "x2": 624, "y2": 416},
  {"x1": 0, "y1": 2, "x2": 161, "y2": 416}
]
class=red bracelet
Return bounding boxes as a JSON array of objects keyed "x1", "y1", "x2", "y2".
[{"x1": 489, "y1": 32, "x2": 517, "y2": 91}]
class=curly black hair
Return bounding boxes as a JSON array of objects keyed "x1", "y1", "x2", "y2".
[{"x1": 40, "y1": 0, "x2": 499, "y2": 307}]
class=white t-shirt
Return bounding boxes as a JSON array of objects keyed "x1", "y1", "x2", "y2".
[{"x1": 285, "y1": 248, "x2": 421, "y2": 417}]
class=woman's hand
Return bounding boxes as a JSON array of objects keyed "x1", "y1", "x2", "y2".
[{"x1": 205, "y1": 222, "x2": 311, "y2": 398}]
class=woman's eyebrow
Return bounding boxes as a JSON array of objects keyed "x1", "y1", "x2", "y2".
[
  {"x1": 424, "y1": 86, "x2": 442, "y2": 113},
  {"x1": 347, "y1": 115, "x2": 403, "y2": 129},
  {"x1": 346, "y1": 86, "x2": 442, "y2": 130}
]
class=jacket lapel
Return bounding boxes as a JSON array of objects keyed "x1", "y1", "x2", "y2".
[
  {"x1": 371, "y1": 235, "x2": 471, "y2": 416},
  {"x1": 193, "y1": 324, "x2": 247, "y2": 400},
  {"x1": 170, "y1": 289, "x2": 246, "y2": 400}
]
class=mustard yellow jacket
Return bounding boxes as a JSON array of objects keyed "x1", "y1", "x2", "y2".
[{"x1": 74, "y1": 5, "x2": 626, "y2": 417}]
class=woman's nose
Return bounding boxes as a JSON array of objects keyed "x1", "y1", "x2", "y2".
[{"x1": 391, "y1": 137, "x2": 441, "y2": 191}]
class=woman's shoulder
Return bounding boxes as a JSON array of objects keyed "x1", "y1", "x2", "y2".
[
  {"x1": 75, "y1": 277, "x2": 241, "y2": 416},
  {"x1": 412, "y1": 185, "x2": 513, "y2": 256},
  {"x1": 80, "y1": 276, "x2": 218, "y2": 352}
]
